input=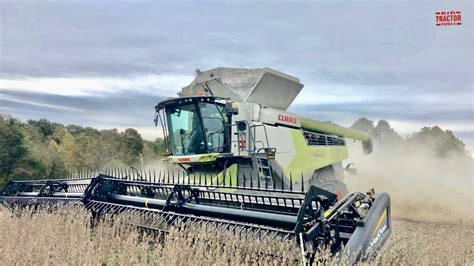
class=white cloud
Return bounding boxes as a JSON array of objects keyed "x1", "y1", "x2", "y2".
[
  {"x1": 294, "y1": 84, "x2": 378, "y2": 105},
  {"x1": 94, "y1": 125, "x2": 163, "y2": 141},
  {"x1": 0, "y1": 93, "x2": 84, "y2": 112},
  {"x1": 386, "y1": 119, "x2": 474, "y2": 136},
  {"x1": 0, "y1": 74, "x2": 194, "y2": 97}
]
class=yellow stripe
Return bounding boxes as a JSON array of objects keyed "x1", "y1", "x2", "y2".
[
  {"x1": 145, "y1": 199, "x2": 149, "y2": 208},
  {"x1": 324, "y1": 209, "x2": 332, "y2": 218},
  {"x1": 372, "y1": 209, "x2": 387, "y2": 237}
]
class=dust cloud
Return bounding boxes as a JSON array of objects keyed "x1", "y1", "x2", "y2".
[
  {"x1": 346, "y1": 141, "x2": 473, "y2": 224},
  {"x1": 141, "y1": 138, "x2": 474, "y2": 224}
]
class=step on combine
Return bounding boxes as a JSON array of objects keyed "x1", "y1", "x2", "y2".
[{"x1": 0, "y1": 67, "x2": 391, "y2": 264}]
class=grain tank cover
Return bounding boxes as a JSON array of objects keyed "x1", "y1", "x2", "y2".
[{"x1": 181, "y1": 67, "x2": 304, "y2": 110}]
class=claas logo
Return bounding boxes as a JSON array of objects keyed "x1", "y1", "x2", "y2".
[
  {"x1": 278, "y1": 114, "x2": 297, "y2": 124},
  {"x1": 178, "y1": 157, "x2": 191, "y2": 162}
]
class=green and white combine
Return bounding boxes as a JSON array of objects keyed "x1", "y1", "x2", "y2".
[
  {"x1": 156, "y1": 67, "x2": 373, "y2": 198},
  {"x1": 2, "y1": 67, "x2": 391, "y2": 264}
]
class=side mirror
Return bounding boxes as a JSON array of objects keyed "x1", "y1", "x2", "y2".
[{"x1": 154, "y1": 113, "x2": 159, "y2": 127}]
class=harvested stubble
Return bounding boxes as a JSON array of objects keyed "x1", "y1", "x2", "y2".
[
  {"x1": 369, "y1": 220, "x2": 473, "y2": 265},
  {"x1": 0, "y1": 207, "x2": 472, "y2": 265}
]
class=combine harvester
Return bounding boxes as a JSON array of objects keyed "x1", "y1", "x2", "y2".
[
  {"x1": 84, "y1": 68, "x2": 392, "y2": 263},
  {"x1": 1, "y1": 67, "x2": 391, "y2": 264}
]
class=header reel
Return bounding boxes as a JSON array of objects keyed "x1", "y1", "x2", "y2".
[
  {"x1": 82, "y1": 173, "x2": 391, "y2": 264},
  {"x1": 0, "y1": 178, "x2": 91, "y2": 207},
  {"x1": 1, "y1": 169, "x2": 391, "y2": 264}
]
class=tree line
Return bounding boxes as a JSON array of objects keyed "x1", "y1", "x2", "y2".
[
  {"x1": 0, "y1": 115, "x2": 469, "y2": 186},
  {"x1": 350, "y1": 118, "x2": 468, "y2": 157},
  {"x1": 0, "y1": 115, "x2": 166, "y2": 186}
]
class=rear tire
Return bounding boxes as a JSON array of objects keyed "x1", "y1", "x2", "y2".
[{"x1": 311, "y1": 165, "x2": 349, "y2": 199}]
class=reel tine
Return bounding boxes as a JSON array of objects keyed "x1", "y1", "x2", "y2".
[
  {"x1": 272, "y1": 173, "x2": 275, "y2": 190},
  {"x1": 300, "y1": 173, "x2": 304, "y2": 192},
  {"x1": 257, "y1": 172, "x2": 260, "y2": 189},
  {"x1": 280, "y1": 170, "x2": 284, "y2": 190},
  {"x1": 290, "y1": 173, "x2": 293, "y2": 191},
  {"x1": 250, "y1": 172, "x2": 253, "y2": 188}
]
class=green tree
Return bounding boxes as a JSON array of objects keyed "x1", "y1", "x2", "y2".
[
  {"x1": 119, "y1": 128, "x2": 144, "y2": 165},
  {"x1": 27, "y1": 119, "x2": 57, "y2": 140},
  {"x1": 351, "y1": 117, "x2": 374, "y2": 134},
  {"x1": 154, "y1": 138, "x2": 167, "y2": 155},
  {"x1": 58, "y1": 130, "x2": 79, "y2": 172},
  {"x1": 97, "y1": 129, "x2": 122, "y2": 167},
  {"x1": 47, "y1": 139, "x2": 67, "y2": 177},
  {"x1": 407, "y1": 126, "x2": 466, "y2": 157},
  {"x1": 372, "y1": 120, "x2": 403, "y2": 144},
  {"x1": 11, "y1": 158, "x2": 48, "y2": 180},
  {"x1": 65, "y1": 124, "x2": 85, "y2": 136},
  {"x1": 0, "y1": 117, "x2": 27, "y2": 177},
  {"x1": 75, "y1": 132, "x2": 102, "y2": 170}
]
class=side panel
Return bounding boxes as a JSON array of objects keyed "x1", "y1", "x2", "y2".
[
  {"x1": 345, "y1": 193, "x2": 392, "y2": 263},
  {"x1": 284, "y1": 129, "x2": 349, "y2": 180},
  {"x1": 255, "y1": 125, "x2": 296, "y2": 167}
]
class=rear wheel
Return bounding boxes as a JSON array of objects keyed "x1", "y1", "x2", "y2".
[{"x1": 311, "y1": 165, "x2": 349, "y2": 199}]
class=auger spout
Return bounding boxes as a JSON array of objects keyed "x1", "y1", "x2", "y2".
[{"x1": 299, "y1": 117, "x2": 373, "y2": 154}]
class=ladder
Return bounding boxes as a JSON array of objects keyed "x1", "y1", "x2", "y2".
[{"x1": 254, "y1": 156, "x2": 274, "y2": 189}]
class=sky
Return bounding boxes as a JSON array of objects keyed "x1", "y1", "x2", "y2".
[{"x1": 0, "y1": 1, "x2": 473, "y2": 150}]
